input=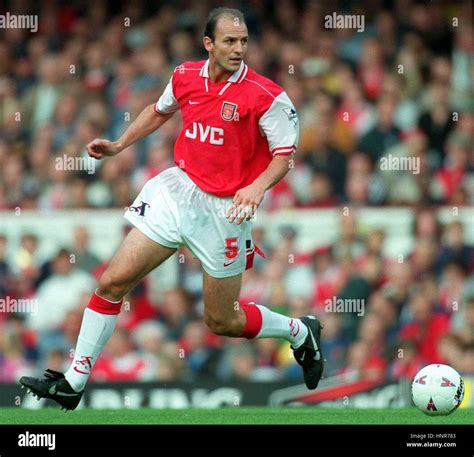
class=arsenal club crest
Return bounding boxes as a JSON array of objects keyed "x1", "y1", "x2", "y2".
[{"x1": 221, "y1": 101, "x2": 238, "y2": 121}]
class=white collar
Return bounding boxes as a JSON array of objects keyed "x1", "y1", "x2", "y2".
[{"x1": 199, "y1": 59, "x2": 248, "y2": 84}]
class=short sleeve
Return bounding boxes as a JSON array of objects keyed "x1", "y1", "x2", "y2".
[
  {"x1": 154, "y1": 76, "x2": 180, "y2": 114},
  {"x1": 258, "y1": 92, "x2": 299, "y2": 155}
]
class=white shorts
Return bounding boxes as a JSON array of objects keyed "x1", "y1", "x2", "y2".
[{"x1": 124, "y1": 166, "x2": 256, "y2": 278}]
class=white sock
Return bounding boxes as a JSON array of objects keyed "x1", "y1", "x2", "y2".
[
  {"x1": 255, "y1": 304, "x2": 308, "y2": 348},
  {"x1": 64, "y1": 308, "x2": 117, "y2": 392}
]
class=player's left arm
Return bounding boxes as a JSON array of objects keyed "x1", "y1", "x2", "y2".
[
  {"x1": 227, "y1": 92, "x2": 299, "y2": 225},
  {"x1": 227, "y1": 154, "x2": 293, "y2": 224}
]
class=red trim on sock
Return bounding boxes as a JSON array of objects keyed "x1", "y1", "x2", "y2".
[
  {"x1": 240, "y1": 304, "x2": 263, "y2": 339},
  {"x1": 87, "y1": 292, "x2": 123, "y2": 315}
]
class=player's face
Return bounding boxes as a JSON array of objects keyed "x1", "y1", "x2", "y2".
[{"x1": 206, "y1": 18, "x2": 248, "y2": 72}]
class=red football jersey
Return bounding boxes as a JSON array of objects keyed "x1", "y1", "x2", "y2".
[{"x1": 155, "y1": 60, "x2": 299, "y2": 197}]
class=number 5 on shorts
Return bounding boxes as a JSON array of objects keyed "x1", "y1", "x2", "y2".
[{"x1": 225, "y1": 237, "x2": 239, "y2": 259}]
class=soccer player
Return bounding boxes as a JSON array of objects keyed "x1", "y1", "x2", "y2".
[{"x1": 20, "y1": 7, "x2": 324, "y2": 410}]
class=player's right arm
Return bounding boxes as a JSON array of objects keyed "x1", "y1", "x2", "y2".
[
  {"x1": 87, "y1": 75, "x2": 180, "y2": 159},
  {"x1": 86, "y1": 107, "x2": 174, "y2": 159}
]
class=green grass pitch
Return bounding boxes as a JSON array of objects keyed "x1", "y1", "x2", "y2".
[{"x1": 0, "y1": 407, "x2": 472, "y2": 425}]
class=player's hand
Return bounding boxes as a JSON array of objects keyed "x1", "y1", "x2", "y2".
[
  {"x1": 86, "y1": 139, "x2": 121, "y2": 159},
  {"x1": 227, "y1": 182, "x2": 266, "y2": 225}
]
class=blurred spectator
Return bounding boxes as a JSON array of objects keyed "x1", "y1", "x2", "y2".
[
  {"x1": 438, "y1": 262, "x2": 468, "y2": 314},
  {"x1": 369, "y1": 291, "x2": 399, "y2": 347},
  {"x1": 52, "y1": 94, "x2": 79, "y2": 151},
  {"x1": 0, "y1": 234, "x2": 10, "y2": 296},
  {"x1": 399, "y1": 291, "x2": 450, "y2": 364},
  {"x1": 335, "y1": 80, "x2": 375, "y2": 138},
  {"x1": 461, "y1": 345, "x2": 474, "y2": 374},
  {"x1": 357, "y1": 94, "x2": 401, "y2": 164},
  {"x1": 435, "y1": 221, "x2": 474, "y2": 275},
  {"x1": 451, "y1": 296, "x2": 474, "y2": 346},
  {"x1": 217, "y1": 342, "x2": 262, "y2": 381},
  {"x1": 13, "y1": 233, "x2": 40, "y2": 277},
  {"x1": 381, "y1": 262, "x2": 413, "y2": 312},
  {"x1": 36, "y1": 308, "x2": 82, "y2": 367},
  {"x1": 71, "y1": 225, "x2": 101, "y2": 272},
  {"x1": 437, "y1": 333, "x2": 464, "y2": 372},
  {"x1": 319, "y1": 312, "x2": 348, "y2": 376},
  {"x1": 340, "y1": 340, "x2": 387, "y2": 382},
  {"x1": 179, "y1": 320, "x2": 218, "y2": 377},
  {"x1": 21, "y1": 55, "x2": 65, "y2": 133},
  {"x1": 358, "y1": 229, "x2": 385, "y2": 264},
  {"x1": 390, "y1": 340, "x2": 424, "y2": 381},
  {"x1": 378, "y1": 129, "x2": 429, "y2": 205},
  {"x1": 418, "y1": 82, "x2": 455, "y2": 167},
  {"x1": 45, "y1": 349, "x2": 69, "y2": 374},
  {"x1": 155, "y1": 341, "x2": 187, "y2": 381},
  {"x1": 410, "y1": 237, "x2": 437, "y2": 279},
  {"x1": 27, "y1": 248, "x2": 94, "y2": 331},
  {"x1": 0, "y1": 320, "x2": 34, "y2": 381},
  {"x1": 338, "y1": 256, "x2": 383, "y2": 340},
  {"x1": 413, "y1": 208, "x2": 441, "y2": 242},
  {"x1": 132, "y1": 320, "x2": 167, "y2": 361},
  {"x1": 332, "y1": 211, "x2": 365, "y2": 260},
  {"x1": 450, "y1": 24, "x2": 472, "y2": 111},
  {"x1": 157, "y1": 287, "x2": 195, "y2": 341},
  {"x1": 178, "y1": 247, "x2": 204, "y2": 300},
  {"x1": 301, "y1": 121, "x2": 347, "y2": 201},
  {"x1": 430, "y1": 131, "x2": 471, "y2": 204},
  {"x1": 91, "y1": 328, "x2": 155, "y2": 382},
  {"x1": 358, "y1": 312, "x2": 387, "y2": 358}
]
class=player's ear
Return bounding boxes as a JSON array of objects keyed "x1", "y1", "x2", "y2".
[{"x1": 203, "y1": 36, "x2": 213, "y2": 52}]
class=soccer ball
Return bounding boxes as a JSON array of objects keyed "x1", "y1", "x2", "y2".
[{"x1": 412, "y1": 364, "x2": 464, "y2": 416}]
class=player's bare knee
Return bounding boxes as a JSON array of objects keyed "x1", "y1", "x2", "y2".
[
  {"x1": 204, "y1": 312, "x2": 243, "y2": 337},
  {"x1": 204, "y1": 313, "x2": 224, "y2": 335},
  {"x1": 204, "y1": 313, "x2": 231, "y2": 336},
  {"x1": 97, "y1": 271, "x2": 129, "y2": 302}
]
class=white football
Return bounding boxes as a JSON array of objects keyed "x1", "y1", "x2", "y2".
[{"x1": 412, "y1": 364, "x2": 464, "y2": 416}]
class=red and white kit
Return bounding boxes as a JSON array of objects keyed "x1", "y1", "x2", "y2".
[{"x1": 125, "y1": 59, "x2": 299, "y2": 277}]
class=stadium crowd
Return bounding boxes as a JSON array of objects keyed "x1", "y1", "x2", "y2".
[{"x1": 1, "y1": 0, "x2": 473, "y2": 385}]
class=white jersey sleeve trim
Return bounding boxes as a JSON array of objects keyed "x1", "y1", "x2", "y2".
[
  {"x1": 155, "y1": 76, "x2": 180, "y2": 114},
  {"x1": 258, "y1": 92, "x2": 299, "y2": 155}
]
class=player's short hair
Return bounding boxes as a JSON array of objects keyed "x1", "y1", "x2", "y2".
[{"x1": 204, "y1": 7, "x2": 246, "y2": 41}]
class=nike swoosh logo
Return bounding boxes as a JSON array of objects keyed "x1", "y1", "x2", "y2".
[
  {"x1": 48, "y1": 386, "x2": 78, "y2": 397},
  {"x1": 188, "y1": 100, "x2": 200, "y2": 104},
  {"x1": 308, "y1": 326, "x2": 321, "y2": 361},
  {"x1": 223, "y1": 260, "x2": 236, "y2": 267},
  {"x1": 300, "y1": 351, "x2": 306, "y2": 362}
]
